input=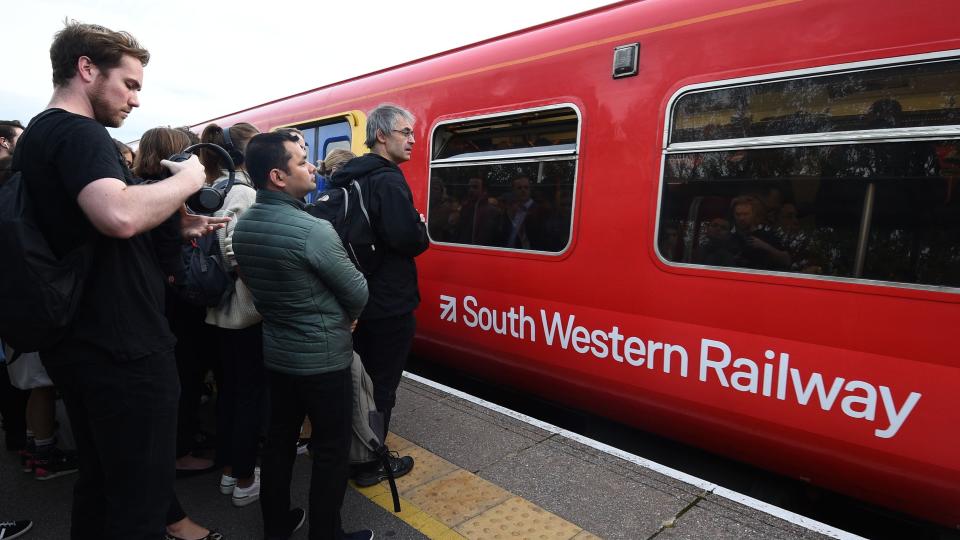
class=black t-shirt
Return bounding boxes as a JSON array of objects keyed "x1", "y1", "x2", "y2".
[{"x1": 16, "y1": 109, "x2": 175, "y2": 363}]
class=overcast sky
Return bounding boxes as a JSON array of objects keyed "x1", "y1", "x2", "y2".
[{"x1": 4, "y1": 0, "x2": 617, "y2": 142}]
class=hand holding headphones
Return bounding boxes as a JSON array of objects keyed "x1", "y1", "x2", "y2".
[{"x1": 169, "y1": 143, "x2": 237, "y2": 214}]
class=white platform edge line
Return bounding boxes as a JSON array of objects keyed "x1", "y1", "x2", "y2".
[{"x1": 403, "y1": 371, "x2": 867, "y2": 540}]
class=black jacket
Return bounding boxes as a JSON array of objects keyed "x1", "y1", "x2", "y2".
[{"x1": 330, "y1": 153, "x2": 428, "y2": 319}]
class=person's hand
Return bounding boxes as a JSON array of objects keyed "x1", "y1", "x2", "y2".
[
  {"x1": 351, "y1": 320, "x2": 358, "y2": 333},
  {"x1": 161, "y1": 154, "x2": 206, "y2": 191},
  {"x1": 180, "y1": 206, "x2": 230, "y2": 240}
]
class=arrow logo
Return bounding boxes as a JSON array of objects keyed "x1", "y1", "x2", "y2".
[{"x1": 439, "y1": 295, "x2": 457, "y2": 323}]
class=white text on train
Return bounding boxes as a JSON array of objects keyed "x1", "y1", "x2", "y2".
[{"x1": 443, "y1": 294, "x2": 922, "y2": 439}]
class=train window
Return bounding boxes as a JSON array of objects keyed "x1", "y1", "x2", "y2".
[
  {"x1": 660, "y1": 58, "x2": 960, "y2": 290},
  {"x1": 299, "y1": 127, "x2": 318, "y2": 164},
  {"x1": 291, "y1": 118, "x2": 353, "y2": 202},
  {"x1": 428, "y1": 106, "x2": 579, "y2": 253},
  {"x1": 671, "y1": 59, "x2": 960, "y2": 144}
]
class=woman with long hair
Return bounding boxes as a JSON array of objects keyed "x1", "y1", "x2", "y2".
[{"x1": 198, "y1": 122, "x2": 266, "y2": 507}]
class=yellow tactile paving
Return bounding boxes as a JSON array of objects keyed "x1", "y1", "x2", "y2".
[
  {"x1": 393, "y1": 444, "x2": 460, "y2": 491},
  {"x1": 386, "y1": 432, "x2": 415, "y2": 452},
  {"x1": 404, "y1": 468, "x2": 513, "y2": 527},
  {"x1": 455, "y1": 497, "x2": 583, "y2": 540},
  {"x1": 354, "y1": 481, "x2": 467, "y2": 539},
  {"x1": 351, "y1": 435, "x2": 599, "y2": 540}
]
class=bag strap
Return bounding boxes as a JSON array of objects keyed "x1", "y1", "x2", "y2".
[
  {"x1": 10, "y1": 109, "x2": 61, "y2": 172},
  {"x1": 351, "y1": 180, "x2": 373, "y2": 229},
  {"x1": 372, "y1": 443, "x2": 401, "y2": 512},
  {"x1": 11, "y1": 107, "x2": 99, "y2": 259}
]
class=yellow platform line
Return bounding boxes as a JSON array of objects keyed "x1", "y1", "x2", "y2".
[{"x1": 349, "y1": 434, "x2": 600, "y2": 540}]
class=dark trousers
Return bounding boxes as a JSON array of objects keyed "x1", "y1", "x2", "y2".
[
  {"x1": 215, "y1": 324, "x2": 266, "y2": 479},
  {"x1": 261, "y1": 368, "x2": 352, "y2": 540},
  {"x1": 166, "y1": 294, "x2": 218, "y2": 458},
  {"x1": 44, "y1": 343, "x2": 180, "y2": 540},
  {"x1": 353, "y1": 313, "x2": 415, "y2": 432},
  {"x1": 0, "y1": 359, "x2": 29, "y2": 450}
]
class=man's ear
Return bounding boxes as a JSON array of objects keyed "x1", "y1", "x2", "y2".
[
  {"x1": 268, "y1": 169, "x2": 285, "y2": 189},
  {"x1": 76, "y1": 56, "x2": 99, "y2": 83},
  {"x1": 375, "y1": 128, "x2": 388, "y2": 145}
]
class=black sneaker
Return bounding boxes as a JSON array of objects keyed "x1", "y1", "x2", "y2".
[
  {"x1": 342, "y1": 530, "x2": 373, "y2": 540},
  {"x1": 33, "y1": 447, "x2": 79, "y2": 480},
  {"x1": 0, "y1": 519, "x2": 34, "y2": 539},
  {"x1": 352, "y1": 455, "x2": 413, "y2": 487}
]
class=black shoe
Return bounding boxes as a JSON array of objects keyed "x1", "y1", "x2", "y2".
[
  {"x1": 353, "y1": 455, "x2": 413, "y2": 487},
  {"x1": 342, "y1": 530, "x2": 373, "y2": 540},
  {"x1": 0, "y1": 519, "x2": 34, "y2": 540},
  {"x1": 33, "y1": 447, "x2": 79, "y2": 480}
]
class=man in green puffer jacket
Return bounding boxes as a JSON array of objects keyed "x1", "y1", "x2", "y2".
[{"x1": 232, "y1": 131, "x2": 372, "y2": 540}]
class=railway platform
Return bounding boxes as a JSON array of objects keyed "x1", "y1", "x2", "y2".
[{"x1": 0, "y1": 374, "x2": 859, "y2": 539}]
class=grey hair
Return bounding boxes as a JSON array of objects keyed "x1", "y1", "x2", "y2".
[{"x1": 365, "y1": 104, "x2": 415, "y2": 149}]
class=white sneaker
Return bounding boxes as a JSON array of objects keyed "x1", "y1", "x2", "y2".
[
  {"x1": 231, "y1": 469, "x2": 261, "y2": 507},
  {"x1": 219, "y1": 474, "x2": 237, "y2": 495}
]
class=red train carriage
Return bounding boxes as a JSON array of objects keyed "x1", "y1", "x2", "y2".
[{"x1": 192, "y1": 0, "x2": 960, "y2": 526}]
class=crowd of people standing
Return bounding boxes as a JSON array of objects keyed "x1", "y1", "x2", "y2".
[{"x1": 0, "y1": 20, "x2": 428, "y2": 540}]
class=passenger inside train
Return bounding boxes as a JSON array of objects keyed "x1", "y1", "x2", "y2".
[{"x1": 658, "y1": 61, "x2": 960, "y2": 288}]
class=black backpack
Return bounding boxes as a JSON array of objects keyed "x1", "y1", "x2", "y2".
[
  {"x1": 172, "y1": 178, "x2": 235, "y2": 307},
  {"x1": 306, "y1": 178, "x2": 383, "y2": 275},
  {"x1": 0, "y1": 110, "x2": 95, "y2": 353},
  {"x1": 173, "y1": 232, "x2": 233, "y2": 307}
]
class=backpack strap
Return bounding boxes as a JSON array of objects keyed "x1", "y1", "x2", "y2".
[
  {"x1": 373, "y1": 442, "x2": 401, "y2": 512},
  {"x1": 351, "y1": 180, "x2": 373, "y2": 228},
  {"x1": 10, "y1": 109, "x2": 61, "y2": 172}
]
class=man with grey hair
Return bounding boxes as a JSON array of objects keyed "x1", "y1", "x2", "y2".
[{"x1": 327, "y1": 104, "x2": 428, "y2": 486}]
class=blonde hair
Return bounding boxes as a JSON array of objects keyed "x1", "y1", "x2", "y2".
[{"x1": 319, "y1": 149, "x2": 355, "y2": 176}]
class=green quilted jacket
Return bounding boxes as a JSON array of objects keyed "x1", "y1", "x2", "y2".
[{"x1": 232, "y1": 189, "x2": 368, "y2": 375}]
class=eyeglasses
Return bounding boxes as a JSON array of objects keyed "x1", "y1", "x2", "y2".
[{"x1": 392, "y1": 128, "x2": 415, "y2": 139}]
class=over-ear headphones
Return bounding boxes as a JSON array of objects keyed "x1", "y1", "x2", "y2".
[
  {"x1": 169, "y1": 143, "x2": 236, "y2": 214},
  {"x1": 221, "y1": 125, "x2": 245, "y2": 168}
]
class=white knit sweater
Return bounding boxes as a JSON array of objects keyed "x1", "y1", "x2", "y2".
[{"x1": 205, "y1": 170, "x2": 262, "y2": 329}]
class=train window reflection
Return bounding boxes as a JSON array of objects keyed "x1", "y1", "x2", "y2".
[
  {"x1": 659, "y1": 140, "x2": 960, "y2": 288},
  {"x1": 429, "y1": 106, "x2": 579, "y2": 253},
  {"x1": 430, "y1": 160, "x2": 575, "y2": 252},
  {"x1": 662, "y1": 58, "x2": 960, "y2": 290},
  {"x1": 433, "y1": 108, "x2": 578, "y2": 160},
  {"x1": 671, "y1": 59, "x2": 960, "y2": 144}
]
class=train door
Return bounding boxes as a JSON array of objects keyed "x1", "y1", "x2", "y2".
[{"x1": 276, "y1": 111, "x2": 367, "y2": 202}]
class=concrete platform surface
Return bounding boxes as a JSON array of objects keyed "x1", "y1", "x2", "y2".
[{"x1": 0, "y1": 374, "x2": 861, "y2": 539}]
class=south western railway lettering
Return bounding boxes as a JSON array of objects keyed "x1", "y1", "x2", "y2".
[{"x1": 449, "y1": 294, "x2": 921, "y2": 439}]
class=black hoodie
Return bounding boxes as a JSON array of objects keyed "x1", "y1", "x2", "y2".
[{"x1": 329, "y1": 153, "x2": 429, "y2": 319}]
